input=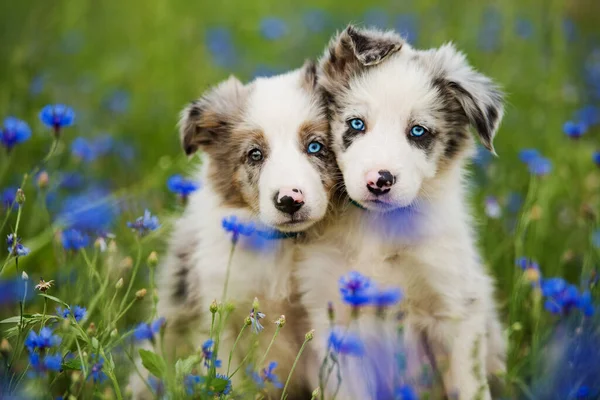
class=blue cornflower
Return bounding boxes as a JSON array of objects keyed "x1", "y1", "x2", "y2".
[
  {"x1": 339, "y1": 271, "x2": 374, "y2": 307},
  {"x1": 71, "y1": 137, "x2": 97, "y2": 162},
  {"x1": 578, "y1": 291, "x2": 595, "y2": 317},
  {"x1": 205, "y1": 27, "x2": 237, "y2": 68},
  {"x1": 213, "y1": 373, "x2": 232, "y2": 395},
  {"x1": 541, "y1": 277, "x2": 567, "y2": 297},
  {"x1": 167, "y1": 175, "x2": 200, "y2": 197},
  {"x1": 59, "y1": 171, "x2": 85, "y2": 190},
  {"x1": 61, "y1": 229, "x2": 90, "y2": 251},
  {"x1": 88, "y1": 354, "x2": 108, "y2": 384},
  {"x1": 515, "y1": 17, "x2": 533, "y2": 39},
  {"x1": 222, "y1": 215, "x2": 256, "y2": 242},
  {"x1": 57, "y1": 188, "x2": 119, "y2": 232},
  {"x1": 2, "y1": 187, "x2": 17, "y2": 208},
  {"x1": 370, "y1": 286, "x2": 403, "y2": 308},
  {"x1": 516, "y1": 257, "x2": 539, "y2": 271},
  {"x1": 201, "y1": 339, "x2": 222, "y2": 368},
  {"x1": 594, "y1": 230, "x2": 600, "y2": 248},
  {"x1": 563, "y1": 121, "x2": 587, "y2": 138},
  {"x1": 184, "y1": 374, "x2": 202, "y2": 395},
  {"x1": 1, "y1": 117, "x2": 31, "y2": 150},
  {"x1": 103, "y1": 90, "x2": 130, "y2": 114},
  {"x1": 133, "y1": 317, "x2": 165, "y2": 342},
  {"x1": 395, "y1": 384, "x2": 418, "y2": 400},
  {"x1": 518, "y1": 148, "x2": 540, "y2": 163},
  {"x1": 29, "y1": 352, "x2": 62, "y2": 374},
  {"x1": 93, "y1": 135, "x2": 113, "y2": 156},
  {"x1": 303, "y1": 9, "x2": 328, "y2": 33},
  {"x1": 576, "y1": 105, "x2": 600, "y2": 127},
  {"x1": 56, "y1": 306, "x2": 70, "y2": 319},
  {"x1": 127, "y1": 210, "x2": 160, "y2": 236},
  {"x1": 0, "y1": 277, "x2": 33, "y2": 305},
  {"x1": 7, "y1": 234, "x2": 30, "y2": 257},
  {"x1": 73, "y1": 305, "x2": 86, "y2": 322},
  {"x1": 328, "y1": 327, "x2": 365, "y2": 356},
  {"x1": 364, "y1": 8, "x2": 389, "y2": 29},
  {"x1": 25, "y1": 327, "x2": 61, "y2": 351},
  {"x1": 260, "y1": 17, "x2": 288, "y2": 40},
  {"x1": 530, "y1": 320, "x2": 600, "y2": 398},
  {"x1": 478, "y1": 6, "x2": 502, "y2": 52},
  {"x1": 593, "y1": 151, "x2": 600, "y2": 167},
  {"x1": 261, "y1": 361, "x2": 283, "y2": 388},
  {"x1": 30, "y1": 74, "x2": 45, "y2": 96},
  {"x1": 39, "y1": 104, "x2": 75, "y2": 132},
  {"x1": 528, "y1": 156, "x2": 552, "y2": 176},
  {"x1": 249, "y1": 308, "x2": 266, "y2": 334},
  {"x1": 541, "y1": 278, "x2": 592, "y2": 316},
  {"x1": 44, "y1": 354, "x2": 62, "y2": 372},
  {"x1": 396, "y1": 14, "x2": 418, "y2": 44},
  {"x1": 115, "y1": 141, "x2": 135, "y2": 162},
  {"x1": 148, "y1": 376, "x2": 165, "y2": 396}
]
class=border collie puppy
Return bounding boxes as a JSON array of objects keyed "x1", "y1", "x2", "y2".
[
  {"x1": 130, "y1": 62, "x2": 336, "y2": 399},
  {"x1": 296, "y1": 26, "x2": 505, "y2": 399}
]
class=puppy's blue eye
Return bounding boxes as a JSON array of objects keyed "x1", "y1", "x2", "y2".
[
  {"x1": 307, "y1": 141, "x2": 322, "y2": 154},
  {"x1": 348, "y1": 118, "x2": 366, "y2": 131},
  {"x1": 410, "y1": 125, "x2": 427, "y2": 137}
]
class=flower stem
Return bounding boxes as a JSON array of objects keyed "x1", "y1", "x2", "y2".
[
  {"x1": 114, "y1": 297, "x2": 138, "y2": 323},
  {"x1": 0, "y1": 204, "x2": 23, "y2": 276},
  {"x1": 227, "y1": 324, "x2": 247, "y2": 376},
  {"x1": 228, "y1": 347, "x2": 254, "y2": 378},
  {"x1": 209, "y1": 313, "x2": 216, "y2": 339},
  {"x1": 124, "y1": 349, "x2": 155, "y2": 395},
  {"x1": 40, "y1": 297, "x2": 48, "y2": 328},
  {"x1": 118, "y1": 238, "x2": 142, "y2": 312},
  {"x1": 211, "y1": 242, "x2": 237, "y2": 378},
  {"x1": 149, "y1": 265, "x2": 157, "y2": 319},
  {"x1": 221, "y1": 242, "x2": 237, "y2": 304},
  {"x1": 280, "y1": 336, "x2": 310, "y2": 400},
  {"x1": 82, "y1": 248, "x2": 102, "y2": 285},
  {"x1": 258, "y1": 325, "x2": 282, "y2": 369}
]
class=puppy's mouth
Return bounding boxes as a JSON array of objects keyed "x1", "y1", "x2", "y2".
[
  {"x1": 274, "y1": 216, "x2": 316, "y2": 232},
  {"x1": 272, "y1": 212, "x2": 316, "y2": 233},
  {"x1": 362, "y1": 199, "x2": 399, "y2": 212},
  {"x1": 354, "y1": 194, "x2": 414, "y2": 213}
]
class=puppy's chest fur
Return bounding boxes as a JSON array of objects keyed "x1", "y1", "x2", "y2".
[{"x1": 297, "y1": 203, "x2": 483, "y2": 321}]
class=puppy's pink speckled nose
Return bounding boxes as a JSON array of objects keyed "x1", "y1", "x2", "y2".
[
  {"x1": 274, "y1": 188, "x2": 304, "y2": 215},
  {"x1": 365, "y1": 169, "x2": 395, "y2": 196}
]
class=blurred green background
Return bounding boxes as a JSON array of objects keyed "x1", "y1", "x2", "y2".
[{"x1": 1, "y1": 0, "x2": 600, "y2": 394}]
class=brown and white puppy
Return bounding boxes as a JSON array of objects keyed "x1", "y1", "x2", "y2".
[
  {"x1": 296, "y1": 26, "x2": 505, "y2": 400},
  {"x1": 131, "y1": 62, "x2": 337, "y2": 399}
]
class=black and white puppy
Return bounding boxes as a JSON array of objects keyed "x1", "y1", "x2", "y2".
[{"x1": 296, "y1": 26, "x2": 505, "y2": 400}]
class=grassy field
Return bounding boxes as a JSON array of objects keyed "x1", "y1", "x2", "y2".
[{"x1": 1, "y1": 0, "x2": 599, "y2": 398}]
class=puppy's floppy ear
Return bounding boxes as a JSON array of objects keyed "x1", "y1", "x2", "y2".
[
  {"x1": 319, "y1": 25, "x2": 404, "y2": 91},
  {"x1": 179, "y1": 75, "x2": 247, "y2": 156},
  {"x1": 424, "y1": 43, "x2": 504, "y2": 153}
]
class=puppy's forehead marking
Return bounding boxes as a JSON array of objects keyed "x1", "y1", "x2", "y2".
[
  {"x1": 349, "y1": 53, "x2": 437, "y2": 117},
  {"x1": 246, "y1": 70, "x2": 319, "y2": 143}
]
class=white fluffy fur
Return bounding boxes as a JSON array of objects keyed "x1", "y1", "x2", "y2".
[
  {"x1": 296, "y1": 30, "x2": 505, "y2": 400},
  {"x1": 247, "y1": 73, "x2": 330, "y2": 231}
]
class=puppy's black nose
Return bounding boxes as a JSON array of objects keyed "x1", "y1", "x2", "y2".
[
  {"x1": 274, "y1": 188, "x2": 305, "y2": 215},
  {"x1": 365, "y1": 169, "x2": 396, "y2": 196}
]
